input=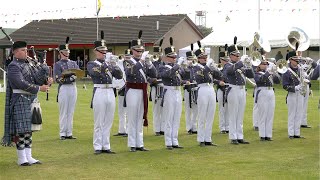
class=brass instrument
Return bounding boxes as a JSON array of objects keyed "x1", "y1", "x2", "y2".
[
  {"x1": 287, "y1": 27, "x2": 310, "y2": 51},
  {"x1": 276, "y1": 59, "x2": 288, "y2": 74},
  {"x1": 250, "y1": 32, "x2": 271, "y2": 66}
]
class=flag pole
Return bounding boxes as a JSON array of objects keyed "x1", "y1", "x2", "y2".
[{"x1": 96, "y1": 0, "x2": 99, "y2": 40}]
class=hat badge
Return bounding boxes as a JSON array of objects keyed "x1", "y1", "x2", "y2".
[
  {"x1": 137, "y1": 39, "x2": 141, "y2": 45},
  {"x1": 171, "y1": 46, "x2": 175, "y2": 52},
  {"x1": 101, "y1": 40, "x2": 106, "y2": 47}
]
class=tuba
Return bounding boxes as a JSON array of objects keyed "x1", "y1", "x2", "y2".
[
  {"x1": 250, "y1": 32, "x2": 271, "y2": 66},
  {"x1": 287, "y1": 27, "x2": 310, "y2": 51}
]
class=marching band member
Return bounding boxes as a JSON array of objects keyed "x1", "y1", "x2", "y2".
[
  {"x1": 254, "y1": 58, "x2": 280, "y2": 141},
  {"x1": 282, "y1": 48, "x2": 306, "y2": 139},
  {"x1": 113, "y1": 43, "x2": 131, "y2": 137},
  {"x1": 225, "y1": 36, "x2": 254, "y2": 145},
  {"x1": 53, "y1": 37, "x2": 79, "y2": 140},
  {"x1": 87, "y1": 31, "x2": 123, "y2": 154},
  {"x1": 299, "y1": 56, "x2": 317, "y2": 128},
  {"x1": 184, "y1": 44, "x2": 198, "y2": 135},
  {"x1": 2, "y1": 41, "x2": 52, "y2": 166},
  {"x1": 124, "y1": 30, "x2": 156, "y2": 152},
  {"x1": 252, "y1": 48, "x2": 266, "y2": 131},
  {"x1": 159, "y1": 37, "x2": 185, "y2": 150},
  {"x1": 149, "y1": 39, "x2": 165, "y2": 136},
  {"x1": 217, "y1": 45, "x2": 230, "y2": 134},
  {"x1": 192, "y1": 41, "x2": 223, "y2": 147}
]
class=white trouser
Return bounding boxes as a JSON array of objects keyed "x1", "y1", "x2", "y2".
[
  {"x1": 227, "y1": 85, "x2": 246, "y2": 140},
  {"x1": 184, "y1": 89, "x2": 198, "y2": 131},
  {"x1": 301, "y1": 86, "x2": 309, "y2": 126},
  {"x1": 162, "y1": 87, "x2": 182, "y2": 146},
  {"x1": 118, "y1": 95, "x2": 127, "y2": 134},
  {"x1": 256, "y1": 87, "x2": 275, "y2": 138},
  {"x1": 287, "y1": 92, "x2": 304, "y2": 136},
  {"x1": 58, "y1": 84, "x2": 77, "y2": 137},
  {"x1": 151, "y1": 86, "x2": 164, "y2": 133},
  {"x1": 126, "y1": 89, "x2": 144, "y2": 148},
  {"x1": 252, "y1": 88, "x2": 259, "y2": 127},
  {"x1": 197, "y1": 84, "x2": 216, "y2": 142},
  {"x1": 93, "y1": 88, "x2": 115, "y2": 150},
  {"x1": 217, "y1": 88, "x2": 228, "y2": 131}
]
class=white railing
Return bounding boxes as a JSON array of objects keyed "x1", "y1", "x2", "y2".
[{"x1": 0, "y1": 68, "x2": 6, "y2": 92}]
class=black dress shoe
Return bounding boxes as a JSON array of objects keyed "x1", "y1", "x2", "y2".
[
  {"x1": 300, "y1": 125, "x2": 311, "y2": 128},
  {"x1": 94, "y1": 150, "x2": 102, "y2": 154},
  {"x1": 172, "y1": 145, "x2": 183, "y2": 149},
  {"x1": 237, "y1": 139, "x2": 250, "y2": 144},
  {"x1": 231, "y1": 140, "x2": 239, "y2": 145},
  {"x1": 187, "y1": 130, "x2": 193, "y2": 135},
  {"x1": 200, "y1": 142, "x2": 206, "y2": 147},
  {"x1": 160, "y1": 131, "x2": 164, "y2": 135},
  {"x1": 260, "y1": 137, "x2": 266, "y2": 141},
  {"x1": 122, "y1": 133, "x2": 128, "y2": 137},
  {"x1": 205, "y1": 142, "x2": 217, "y2": 146},
  {"x1": 60, "y1": 136, "x2": 66, "y2": 140},
  {"x1": 103, "y1": 150, "x2": 116, "y2": 154},
  {"x1": 114, "y1": 133, "x2": 127, "y2": 136},
  {"x1": 31, "y1": 161, "x2": 42, "y2": 165},
  {"x1": 225, "y1": 131, "x2": 229, "y2": 134},
  {"x1": 265, "y1": 137, "x2": 273, "y2": 141},
  {"x1": 136, "y1": 147, "x2": 149, "y2": 151},
  {"x1": 130, "y1": 147, "x2": 136, "y2": 152},
  {"x1": 254, "y1": 126, "x2": 259, "y2": 131},
  {"x1": 65, "y1": 136, "x2": 77, "y2": 139},
  {"x1": 192, "y1": 131, "x2": 198, "y2": 134},
  {"x1": 166, "y1": 146, "x2": 173, "y2": 150},
  {"x1": 20, "y1": 162, "x2": 31, "y2": 166},
  {"x1": 289, "y1": 136, "x2": 294, "y2": 139},
  {"x1": 294, "y1": 135, "x2": 305, "y2": 139},
  {"x1": 155, "y1": 132, "x2": 161, "y2": 136}
]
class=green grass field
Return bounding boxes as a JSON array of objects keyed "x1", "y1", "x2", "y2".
[{"x1": 0, "y1": 81, "x2": 319, "y2": 179}]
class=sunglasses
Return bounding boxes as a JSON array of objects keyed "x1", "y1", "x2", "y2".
[{"x1": 167, "y1": 56, "x2": 177, "y2": 59}]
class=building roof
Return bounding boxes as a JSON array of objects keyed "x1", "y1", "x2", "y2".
[{"x1": 0, "y1": 14, "x2": 203, "y2": 47}]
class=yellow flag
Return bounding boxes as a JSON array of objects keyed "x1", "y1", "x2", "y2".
[{"x1": 97, "y1": 0, "x2": 102, "y2": 15}]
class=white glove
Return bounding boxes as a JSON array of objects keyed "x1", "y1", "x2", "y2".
[
  {"x1": 295, "y1": 85, "x2": 301, "y2": 91},
  {"x1": 70, "y1": 75, "x2": 77, "y2": 82},
  {"x1": 206, "y1": 58, "x2": 213, "y2": 67},
  {"x1": 177, "y1": 57, "x2": 185, "y2": 65},
  {"x1": 145, "y1": 55, "x2": 152, "y2": 65},
  {"x1": 141, "y1": 51, "x2": 150, "y2": 61},
  {"x1": 105, "y1": 52, "x2": 112, "y2": 62}
]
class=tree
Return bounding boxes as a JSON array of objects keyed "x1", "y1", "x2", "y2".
[{"x1": 197, "y1": 25, "x2": 213, "y2": 37}]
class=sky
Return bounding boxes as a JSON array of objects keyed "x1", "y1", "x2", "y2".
[{"x1": 0, "y1": 0, "x2": 319, "y2": 38}]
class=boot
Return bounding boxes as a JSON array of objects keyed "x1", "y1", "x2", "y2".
[
  {"x1": 25, "y1": 148, "x2": 41, "y2": 164},
  {"x1": 17, "y1": 149, "x2": 30, "y2": 166}
]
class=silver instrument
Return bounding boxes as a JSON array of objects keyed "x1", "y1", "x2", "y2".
[{"x1": 287, "y1": 27, "x2": 310, "y2": 51}]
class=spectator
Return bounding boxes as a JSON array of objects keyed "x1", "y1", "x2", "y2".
[{"x1": 275, "y1": 51, "x2": 283, "y2": 61}]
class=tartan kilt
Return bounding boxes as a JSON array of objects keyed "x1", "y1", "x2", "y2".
[{"x1": 10, "y1": 94, "x2": 37, "y2": 135}]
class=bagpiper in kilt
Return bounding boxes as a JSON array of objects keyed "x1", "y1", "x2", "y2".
[{"x1": 2, "y1": 41, "x2": 52, "y2": 166}]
